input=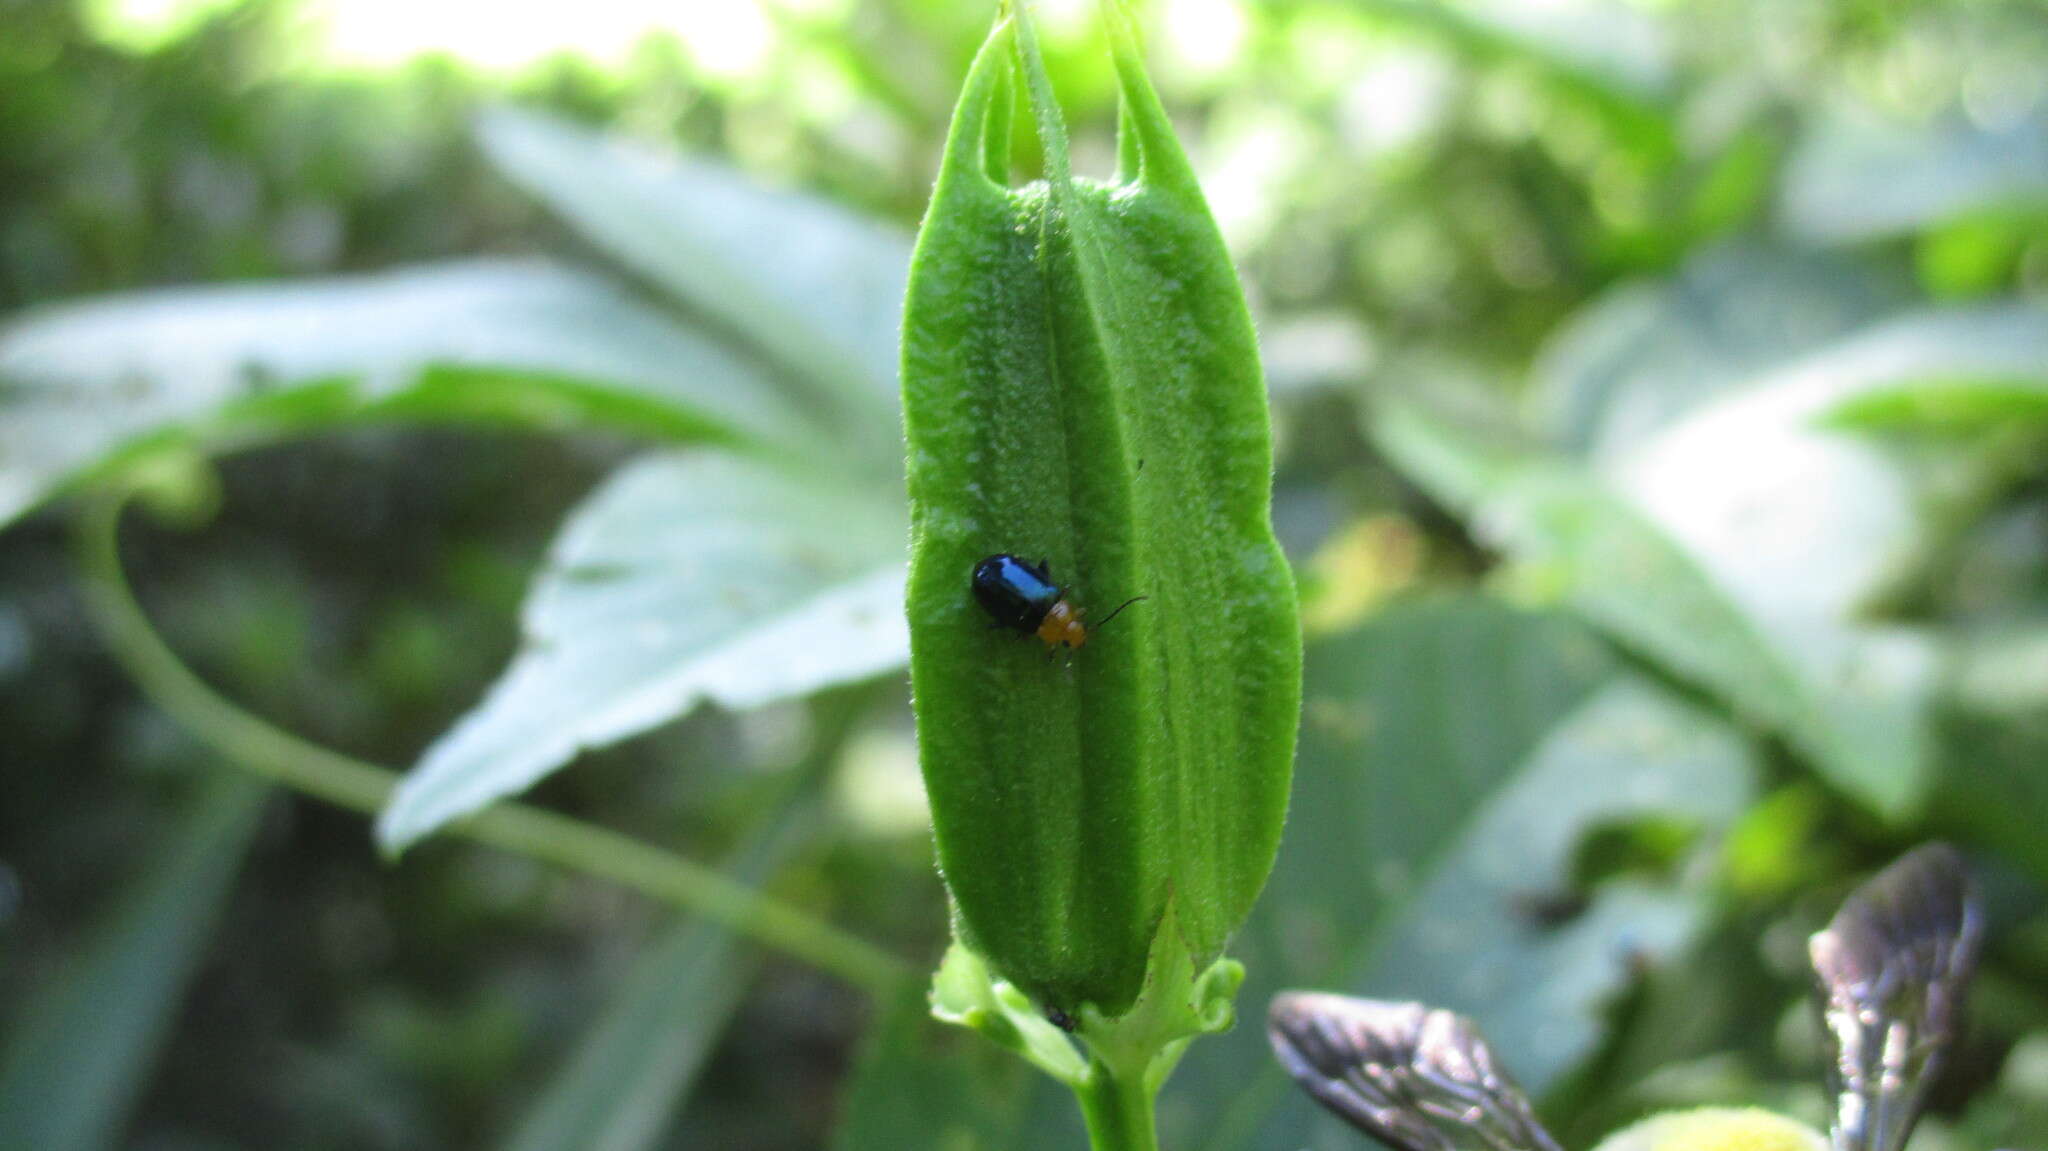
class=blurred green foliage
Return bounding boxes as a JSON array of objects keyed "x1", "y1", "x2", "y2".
[{"x1": 1, "y1": 0, "x2": 2045, "y2": 1147}]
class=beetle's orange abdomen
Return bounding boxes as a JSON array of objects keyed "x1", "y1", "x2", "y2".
[{"x1": 1035, "y1": 601, "x2": 1088, "y2": 649}]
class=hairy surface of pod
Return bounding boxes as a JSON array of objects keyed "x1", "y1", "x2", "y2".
[{"x1": 900, "y1": 7, "x2": 1300, "y2": 1016}]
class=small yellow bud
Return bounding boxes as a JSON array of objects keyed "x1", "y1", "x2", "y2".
[{"x1": 1590, "y1": 1107, "x2": 1827, "y2": 1151}]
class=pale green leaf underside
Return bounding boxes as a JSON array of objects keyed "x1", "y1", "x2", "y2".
[
  {"x1": 1382, "y1": 304, "x2": 2048, "y2": 816},
  {"x1": 1609, "y1": 305, "x2": 2048, "y2": 620},
  {"x1": 477, "y1": 108, "x2": 908, "y2": 445},
  {"x1": 0, "y1": 776, "x2": 265, "y2": 1151},
  {"x1": 1781, "y1": 106, "x2": 2048, "y2": 243},
  {"x1": 0, "y1": 258, "x2": 814, "y2": 528},
  {"x1": 1533, "y1": 242, "x2": 1912, "y2": 459},
  {"x1": 1812, "y1": 305, "x2": 2048, "y2": 432},
  {"x1": 377, "y1": 451, "x2": 906, "y2": 851},
  {"x1": 1370, "y1": 0, "x2": 1673, "y2": 102},
  {"x1": 1945, "y1": 626, "x2": 2048, "y2": 717},
  {"x1": 1376, "y1": 397, "x2": 1932, "y2": 815},
  {"x1": 1598, "y1": 307, "x2": 2044, "y2": 812}
]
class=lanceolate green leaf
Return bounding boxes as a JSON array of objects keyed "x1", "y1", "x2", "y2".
[
  {"x1": 377, "y1": 451, "x2": 906, "y2": 851},
  {"x1": 900, "y1": 9, "x2": 1300, "y2": 1017},
  {"x1": 0, "y1": 259, "x2": 822, "y2": 529},
  {"x1": 0, "y1": 775, "x2": 265, "y2": 1151}
]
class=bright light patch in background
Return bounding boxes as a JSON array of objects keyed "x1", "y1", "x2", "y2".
[
  {"x1": 1341, "y1": 53, "x2": 1451, "y2": 154},
  {"x1": 1286, "y1": 11, "x2": 1375, "y2": 96},
  {"x1": 1467, "y1": 0, "x2": 1672, "y2": 98},
  {"x1": 1159, "y1": 0, "x2": 1247, "y2": 81},
  {"x1": 834, "y1": 725, "x2": 930, "y2": 837},
  {"x1": 775, "y1": 0, "x2": 851, "y2": 18},
  {"x1": 1032, "y1": 0, "x2": 1095, "y2": 39},
  {"x1": 677, "y1": 2, "x2": 775, "y2": 80},
  {"x1": 85, "y1": 0, "x2": 243, "y2": 49},
  {"x1": 90, "y1": 0, "x2": 779, "y2": 78},
  {"x1": 311, "y1": 0, "x2": 774, "y2": 77},
  {"x1": 1201, "y1": 107, "x2": 1312, "y2": 247}
]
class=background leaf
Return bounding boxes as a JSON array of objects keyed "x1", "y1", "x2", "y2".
[
  {"x1": 1354, "y1": 682, "x2": 1751, "y2": 1071},
  {"x1": 477, "y1": 108, "x2": 909, "y2": 451},
  {"x1": 1826, "y1": 378, "x2": 2048, "y2": 434},
  {"x1": 1933, "y1": 705, "x2": 2048, "y2": 888},
  {"x1": 377, "y1": 451, "x2": 907, "y2": 850},
  {"x1": 0, "y1": 258, "x2": 819, "y2": 528},
  {"x1": 0, "y1": 775, "x2": 265, "y2": 1151},
  {"x1": 500, "y1": 912, "x2": 752, "y2": 1151},
  {"x1": 1781, "y1": 106, "x2": 2048, "y2": 244},
  {"x1": 829, "y1": 989, "x2": 1083, "y2": 1151},
  {"x1": 1359, "y1": 0, "x2": 1675, "y2": 142},
  {"x1": 1929, "y1": 624, "x2": 2048, "y2": 886},
  {"x1": 1381, "y1": 303, "x2": 2048, "y2": 816},
  {"x1": 498, "y1": 783, "x2": 821, "y2": 1151},
  {"x1": 1374, "y1": 397, "x2": 1933, "y2": 814},
  {"x1": 1161, "y1": 595, "x2": 1754, "y2": 1151},
  {"x1": 1608, "y1": 305, "x2": 2048, "y2": 618},
  {"x1": 1533, "y1": 244, "x2": 1913, "y2": 459}
]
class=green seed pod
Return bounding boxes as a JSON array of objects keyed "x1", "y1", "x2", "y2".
[{"x1": 901, "y1": 3, "x2": 1300, "y2": 1018}]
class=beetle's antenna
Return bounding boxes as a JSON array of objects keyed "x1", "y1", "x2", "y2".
[{"x1": 1094, "y1": 596, "x2": 1147, "y2": 632}]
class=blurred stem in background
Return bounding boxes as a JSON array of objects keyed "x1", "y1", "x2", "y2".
[{"x1": 70, "y1": 483, "x2": 912, "y2": 997}]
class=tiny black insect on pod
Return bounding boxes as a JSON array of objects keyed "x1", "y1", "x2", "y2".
[{"x1": 971, "y1": 554, "x2": 1145, "y2": 651}]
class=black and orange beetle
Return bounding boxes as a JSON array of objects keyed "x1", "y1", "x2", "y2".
[{"x1": 971, "y1": 554, "x2": 1145, "y2": 651}]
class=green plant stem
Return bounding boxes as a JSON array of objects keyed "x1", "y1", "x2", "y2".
[
  {"x1": 72, "y1": 492, "x2": 911, "y2": 996},
  {"x1": 1074, "y1": 1056, "x2": 1159, "y2": 1151}
]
